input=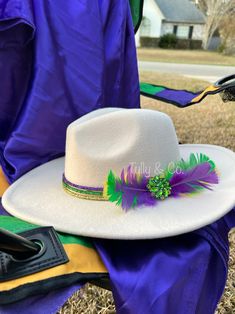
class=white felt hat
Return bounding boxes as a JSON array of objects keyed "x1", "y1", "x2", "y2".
[{"x1": 2, "y1": 108, "x2": 235, "y2": 239}]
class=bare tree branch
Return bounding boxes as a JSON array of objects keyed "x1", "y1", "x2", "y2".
[
  {"x1": 195, "y1": 0, "x2": 235, "y2": 49},
  {"x1": 219, "y1": 3, "x2": 235, "y2": 54}
]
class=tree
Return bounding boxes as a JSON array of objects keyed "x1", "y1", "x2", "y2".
[
  {"x1": 219, "y1": 8, "x2": 235, "y2": 54},
  {"x1": 196, "y1": 0, "x2": 235, "y2": 49}
]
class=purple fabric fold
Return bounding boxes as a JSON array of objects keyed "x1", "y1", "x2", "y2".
[
  {"x1": 94, "y1": 208, "x2": 235, "y2": 314},
  {"x1": 0, "y1": 0, "x2": 140, "y2": 183},
  {"x1": 0, "y1": 0, "x2": 35, "y2": 171},
  {"x1": 0, "y1": 0, "x2": 35, "y2": 33}
]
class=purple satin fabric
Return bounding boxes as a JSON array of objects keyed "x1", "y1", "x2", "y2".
[
  {"x1": 94, "y1": 208, "x2": 235, "y2": 314},
  {"x1": 0, "y1": 0, "x2": 140, "y2": 183}
]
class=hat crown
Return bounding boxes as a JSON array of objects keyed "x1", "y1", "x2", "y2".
[{"x1": 64, "y1": 109, "x2": 180, "y2": 187}]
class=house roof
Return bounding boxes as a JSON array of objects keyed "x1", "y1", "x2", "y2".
[{"x1": 155, "y1": 0, "x2": 205, "y2": 24}]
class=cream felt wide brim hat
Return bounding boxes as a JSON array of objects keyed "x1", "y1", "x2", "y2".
[{"x1": 2, "y1": 108, "x2": 235, "y2": 239}]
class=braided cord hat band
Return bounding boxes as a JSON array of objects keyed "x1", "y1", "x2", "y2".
[{"x1": 62, "y1": 174, "x2": 107, "y2": 201}]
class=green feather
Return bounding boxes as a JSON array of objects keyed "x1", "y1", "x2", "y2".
[
  {"x1": 106, "y1": 170, "x2": 122, "y2": 205},
  {"x1": 132, "y1": 195, "x2": 138, "y2": 208},
  {"x1": 164, "y1": 168, "x2": 174, "y2": 180},
  {"x1": 178, "y1": 153, "x2": 215, "y2": 172},
  {"x1": 164, "y1": 153, "x2": 215, "y2": 179}
]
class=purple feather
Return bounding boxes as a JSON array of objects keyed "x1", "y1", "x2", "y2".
[
  {"x1": 117, "y1": 166, "x2": 157, "y2": 210},
  {"x1": 169, "y1": 162, "x2": 219, "y2": 197}
]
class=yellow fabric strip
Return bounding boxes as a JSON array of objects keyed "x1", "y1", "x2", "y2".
[
  {"x1": 0, "y1": 167, "x2": 9, "y2": 196},
  {"x1": 0, "y1": 243, "x2": 107, "y2": 291},
  {"x1": 191, "y1": 85, "x2": 219, "y2": 103}
]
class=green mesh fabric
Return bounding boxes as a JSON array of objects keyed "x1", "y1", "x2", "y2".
[{"x1": 129, "y1": 0, "x2": 144, "y2": 32}]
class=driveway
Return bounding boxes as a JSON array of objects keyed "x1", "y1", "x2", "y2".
[{"x1": 138, "y1": 61, "x2": 235, "y2": 83}]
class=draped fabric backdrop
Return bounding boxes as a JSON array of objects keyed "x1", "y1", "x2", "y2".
[{"x1": 0, "y1": 0, "x2": 140, "y2": 183}]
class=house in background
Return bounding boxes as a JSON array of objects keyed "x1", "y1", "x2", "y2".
[{"x1": 136, "y1": 0, "x2": 206, "y2": 49}]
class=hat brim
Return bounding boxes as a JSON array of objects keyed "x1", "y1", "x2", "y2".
[{"x1": 2, "y1": 144, "x2": 235, "y2": 239}]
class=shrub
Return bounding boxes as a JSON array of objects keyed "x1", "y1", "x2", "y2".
[
  {"x1": 217, "y1": 43, "x2": 226, "y2": 54},
  {"x1": 159, "y1": 33, "x2": 177, "y2": 49}
]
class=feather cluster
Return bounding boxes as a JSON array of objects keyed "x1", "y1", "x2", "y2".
[
  {"x1": 103, "y1": 154, "x2": 219, "y2": 211},
  {"x1": 103, "y1": 165, "x2": 157, "y2": 211}
]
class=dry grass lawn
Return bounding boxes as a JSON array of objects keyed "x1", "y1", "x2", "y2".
[
  {"x1": 137, "y1": 48, "x2": 235, "y2": 66},
  {"x1": 59, "y1": 72, "x2": 235, "y2": 314}
]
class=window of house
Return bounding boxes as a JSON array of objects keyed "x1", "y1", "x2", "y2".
[
  {"x1": 177, "y1": 25, "x2": 189, "y2": 38},
  {"x1": 189, "y1": 26, "x2": 194, "y2": 39},
  {"x1": 140, "y1": 17, "x2": 151, "y2": 37},
  {"x1": 173, "y1": 25, "x2": 178, "y2": 35}
]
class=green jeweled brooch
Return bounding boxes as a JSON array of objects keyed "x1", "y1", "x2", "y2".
[{"x1": 147, "y1": 175, "x2": 171, "y2": 200}]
